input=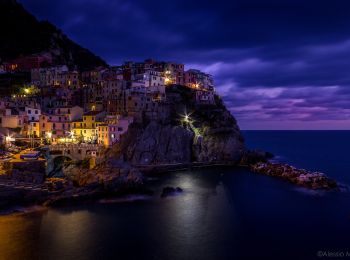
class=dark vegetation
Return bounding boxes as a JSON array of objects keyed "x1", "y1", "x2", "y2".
[{"x1": 0, "y1": 0, "x2": 107, "y2": 71}]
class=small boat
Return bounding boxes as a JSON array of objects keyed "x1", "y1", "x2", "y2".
[{"x1": 20, "y1": 150, "x2": 41, "y2": 161}]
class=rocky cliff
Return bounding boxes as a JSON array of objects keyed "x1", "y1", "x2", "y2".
[{"x1": 111, "y1": 85, "x2": 245, "y2": 166}]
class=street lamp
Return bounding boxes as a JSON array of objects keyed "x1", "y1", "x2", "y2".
[
  {"x1": 68, "y1": 131, "x2": 75, "y2": 139},
  {"x1": 46, "y1": 132, "x2": 52, "y2": 144},
  {"x1": 46, "y1": 132, "x2": 52, "y2": 139},
  {"x1": 184, "y1": 115, "x2": 189, "y2": 123},
  {"x1": 66, "y1": 130, "x2": 75, "y2": 143},
  {"x1": 5, "y1": 134, "x2": 14, "y2": 147},
  {"x1": 5, "y1": 134, "x2": 12, "y2": 143},
  {"x1": 181, "y1": 113, "x2": 192, "y2": 124},
  {"x1": 24, "y1": 88, "x2": 30, "y2": 94}
]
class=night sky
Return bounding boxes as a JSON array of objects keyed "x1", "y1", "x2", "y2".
[{"x1": 19, "y1": 0, "x2": 350, "y2": 129}]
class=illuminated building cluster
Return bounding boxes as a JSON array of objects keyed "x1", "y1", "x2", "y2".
[{"x1": 0, "y1": 59, "x2": 215, "y2": 149}]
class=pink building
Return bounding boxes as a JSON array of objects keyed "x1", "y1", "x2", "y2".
[{"x1": 97, "y1": 116, "x2": 133, "y2": 147}]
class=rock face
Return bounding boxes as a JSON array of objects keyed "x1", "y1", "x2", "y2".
[
  {"x1": 64, "y1": 159, "x2": 144, "y2": 191},
  {"x1": 125, "y1": 122, "x2": 194, "y2": 165},
  {"x1": 112, "y1": 85, "x2": 245, "y2": 165},
  {"x1": 42, "y1": 160, "x2": 144, "y2": 207}
]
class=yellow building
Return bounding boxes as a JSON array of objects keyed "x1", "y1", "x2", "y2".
[
  {"x1": 27, "y1": 121, "x2": 40, "y2": 138},
  {"x1": 72, "y1": 111, "x2": 105, "y2": 142}
]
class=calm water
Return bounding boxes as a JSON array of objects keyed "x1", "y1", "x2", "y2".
[{"x1": 1, "y1": 131, "x2": 350, "y2": 260}]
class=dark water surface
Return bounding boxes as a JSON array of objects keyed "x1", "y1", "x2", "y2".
[{"x1": 1, "y1": 131, "x2": 350, "y2": 260}]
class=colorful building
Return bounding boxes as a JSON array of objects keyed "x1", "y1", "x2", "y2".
[
  {"x1": 185, "y1": 69, "x2": 214, "y2": 90},
  {"x1": 72, "y1": 110, "x2": 105, "y2": 142},
  {"x1": 97, "y1": 116, "x2": 133, "y2": 147}
]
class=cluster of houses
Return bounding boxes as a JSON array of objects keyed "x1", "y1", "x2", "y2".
[{"x1": 0, "y1": 58, "x2": 215, "y2": 148}]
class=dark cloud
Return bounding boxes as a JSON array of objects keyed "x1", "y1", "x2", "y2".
[{"x1": 18, "y1": 0, "x2": 350, "y2": 129}]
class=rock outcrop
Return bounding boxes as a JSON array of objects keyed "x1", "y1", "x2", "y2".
[
  {"x1": 161, "y1": 186, "x2": 183, "y2": 198},
  {"x1": 111, "y1": 85, "x2": 245, "y2": 166},
  {"x1": 42, "y1": 161, "x2": 144, "y2": 207},
  {"x1": 0, "y1": 160, "x2": 46, "y2": 184},
  {"x1": 250, "y1": 162, "x2": 339, "y2": 190}
]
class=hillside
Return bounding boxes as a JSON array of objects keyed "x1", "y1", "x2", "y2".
[{"x1": 0, "y1": 0, "x2": 107, "y2": 70}]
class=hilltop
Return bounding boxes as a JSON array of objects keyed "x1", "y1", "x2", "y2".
[{"x1": 0, "y1": 0, "x2": 107, "y2": 71}]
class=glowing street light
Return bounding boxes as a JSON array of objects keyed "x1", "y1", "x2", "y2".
[
  {"x1": 46, "y1": 132, "x2": 52, "y2": 139},
  {"x1": 67, "y1": 130, "x2": 75, "y2": 139},
  {"x1": 184, "y1": 115, "x2": 190, "y2": 123},
  {"x1": 24, "y1": 88, "x2": 30, "y2": 94},
  {"x1": 5, "y1": 134, "x2": 14, "y2": 143},
  {"x1": 181, "y1": 113, "x2": 192, "y2": 124}
]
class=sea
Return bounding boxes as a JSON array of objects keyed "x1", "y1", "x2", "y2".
[{"x1": 0, "y1": 131, "x2": 349, "y2": 260}]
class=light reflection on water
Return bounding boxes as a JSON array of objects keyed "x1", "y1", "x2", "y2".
[
  {"x1": 0, "y1": 165, "x2": 349, "y2": 260},
  {"x1": 0, "y1": 212, "x2": 43, "y2": 259},
  {"x1": 0, "y1": 169, "x2": 238, "y2": 260},
  {"x1": 38, "y1": 209, "x2": 100, "y2": 259}
]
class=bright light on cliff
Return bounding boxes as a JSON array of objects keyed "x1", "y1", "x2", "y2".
[{"x1": 181, "y1": 113, "x2": 192, "y2": 124}]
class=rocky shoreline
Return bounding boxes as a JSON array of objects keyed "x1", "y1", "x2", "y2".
[
  {"x1": 0, "y1": 160, "x2": 149, "y2": 213},
  {"x1": 0, "y1": 161, "x2": 235, "y2": 213},
  {"x1": 250, "y1": 162, "x2": 339, "y2": 190},
  {"x1": 0, "y1": 147, "x2": 343, "y2": 214},
  {"x1": 0, "y1": 158, "x2": 342, "y2": 215}
]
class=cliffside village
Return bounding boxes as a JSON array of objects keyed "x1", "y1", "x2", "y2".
[{"x1": 0, "y1": 57, "x2": 215, "y2": 160}]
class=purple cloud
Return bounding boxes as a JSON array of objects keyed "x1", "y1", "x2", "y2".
[{"x1": 18, "y1": 0, "x2": 350, "y2": 129}]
